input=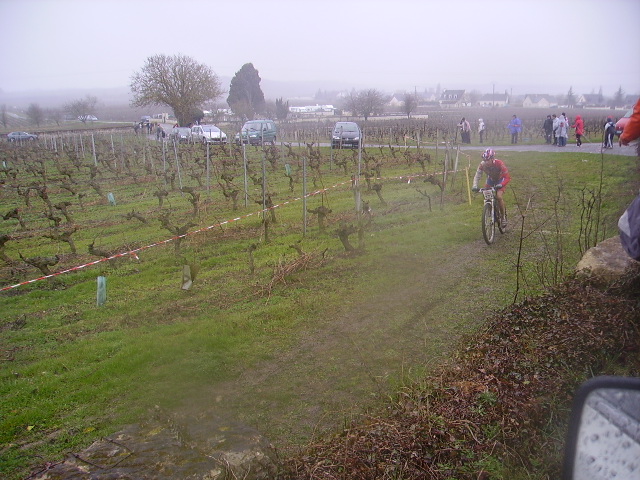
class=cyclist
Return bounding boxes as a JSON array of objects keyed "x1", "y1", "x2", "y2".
[{"x1": 471, "y1": 148, "x2": 511, "y2": 228}]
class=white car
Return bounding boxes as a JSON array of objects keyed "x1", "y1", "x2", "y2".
[{"x1": 191, "y1": 124, "x2": 227, "y2": 144}]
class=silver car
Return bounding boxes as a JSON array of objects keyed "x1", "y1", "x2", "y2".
[
  {"x1": 191, "y1": 125, "x2": 227, "y2": 144},
  {"x1": 7, "y1": 131, "x2": 38, "y2": 142},
  {"x1": 169, "y1": 127, "x2": 192, "y2": 144}
]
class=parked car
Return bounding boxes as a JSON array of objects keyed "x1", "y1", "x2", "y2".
[
  {"x1": 615, "y1": 109, "x2": 633, "y2": 136},
  {"x1": 331, "y1": 122, "x2": 361, "y2": 149},
  {"x1": 78, "y1": 115, "x2": 98, "y2": 122},
  {"x1": 235, "y1": 119, "x2": 277, "y2": 146},
  {"x1": 169, "y1": 127, "x2": 192, "y2": 143},
  {"x1": 7, "y1": 131, "x2": 38, "y2": 142},
  {"x1": 191, "y1": 124, "x2": 227, "y2": 144}
]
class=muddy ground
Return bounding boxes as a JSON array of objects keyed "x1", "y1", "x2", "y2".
[{"x1": 177, "y1": 236, "x2": 511, "y2": 455}]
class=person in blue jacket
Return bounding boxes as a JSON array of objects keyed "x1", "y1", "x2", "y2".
[{"x1": 508, "y1": 115, "x2": 522, "y2": 144}]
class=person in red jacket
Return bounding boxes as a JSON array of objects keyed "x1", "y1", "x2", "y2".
[
  {"x1": 572, "y1": 115, "x2": 585, "y2": 147},
  {"x1": 620, "y1": 98, "x2": 640, "y2": 149},
  {"x1": 472, "y1": 148, "x2": 511, "y2": 228}
]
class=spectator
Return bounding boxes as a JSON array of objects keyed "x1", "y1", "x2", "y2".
[
  {"x1": 620, "y1": 97, "x2": 640, "y2": 155},
  {"x1": 603, "y1": 117, "x2": 616, "y2": 149},
  {"x1": 571, "y1": 114, "x2": 584, "y2": 147},
  {"x1": 552, "y1": 114, "x2": 559, "y2": 145},
  {"x1": 458, "y1": 117, "x2": 471, "y2": 144},
  {"x1": 478, "y1": 118, "x2": 486, "y2": 144},
  {"x1": 543, "y1": 115, "x2": 553, "y2": 144},
  {"x1": 508, "y1": 115, "x2": 522, "y2": 144},
  {"x1": 557, "y1": 115, "x2": 568, "y2": 147},
  {"x1": 618, "y1": 98, "x2": 640, "y2": 260}
]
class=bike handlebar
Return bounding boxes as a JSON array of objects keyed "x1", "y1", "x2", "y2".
[{"x1": 476, "y1": 186, "x2": 501, "y2": 192}]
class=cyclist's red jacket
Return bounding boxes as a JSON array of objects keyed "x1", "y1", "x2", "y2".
[{"x1": 473, "y1": 158, "x2": 511, "y2": 189}]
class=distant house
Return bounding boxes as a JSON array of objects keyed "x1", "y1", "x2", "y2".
[
  {"x1": 574, "y1": 94, "x2": 586, "y2": 106},
  {"x1": 288, "y1": 105, "x2": 335, "y2": 115},
  {"x1": 477, "y1": 93, "x2": 509, "y2": 108},
  {"x1": 439, "y1": 89, "x2": 467, "y2": 108},
  {"x1": 581, "y1": 94, "x2": 606, "y2": 108},
  {"x1": 387, "y1": 94, "x2": 405, "y2": 108},
  {"x1": 522, "y1": 94, "x2": 555, "y2": 108}
]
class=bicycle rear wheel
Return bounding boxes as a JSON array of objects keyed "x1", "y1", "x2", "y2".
[{"x1": 482, "y1": 203, "x2": 495, "y2": 244}]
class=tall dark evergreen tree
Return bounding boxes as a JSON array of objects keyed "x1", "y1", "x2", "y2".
[
  {"x1": 613, "y1": 86, "x2": 625, "y2": 107},
  {"x1": 275, "y1": 97, "x2": 289, "y2": 121},
  {"x1": 566, "y1": 86, "x2": 576, "y2": 107},
  {"x1": 227, "y1": 63, "x2": 265, "y2": 120}
]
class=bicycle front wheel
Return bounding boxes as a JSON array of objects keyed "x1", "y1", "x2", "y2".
[{"x1": 482, "y1": 203, "x2": 495, "y2": 245}]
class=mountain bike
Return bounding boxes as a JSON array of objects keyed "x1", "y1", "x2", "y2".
[{"x1": 478, "y1": 187, "x2": 506, "y2": 245}]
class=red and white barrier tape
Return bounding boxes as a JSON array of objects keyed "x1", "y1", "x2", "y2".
[
  {"x1": 1, "y1": 170, "x2": 454, "y2": 292},
  {"x1": 0, "y1": 180, "x2": 351, "y2": 291}
]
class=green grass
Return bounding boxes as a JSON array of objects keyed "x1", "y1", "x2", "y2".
[{"x1": 0, "y1": 137, "x2": 638, "y2": 478}]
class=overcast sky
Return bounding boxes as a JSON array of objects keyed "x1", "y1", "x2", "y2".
[{"x1": 1, "y1": 0, "x2": 639, "y2": 98}]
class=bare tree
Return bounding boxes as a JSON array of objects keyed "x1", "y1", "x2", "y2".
[
  {"x1": 342, "y1": 90, "x2": 359, "y2": 116},
  {"x1": 26, "y1": 103, "x2": 44, "y2": 127},
  {"x1": 130, "y1": 54, "x2": 222, "y2": 126},
  {"x1": 47, "y1": 108, "x2": 63, "y2": 126},
  {"x1": 357, "y1": 89, "x2": 386, "y2": 121},
  {"x1": 1, "y1": 104, "x2": 9, "y2": 128},
  {"x1": 468, "y1": 89, "x2": 481, "y2": 105},
  {"x1": 64, "y1": 95, "x2": 98, "y2": 123},
  {"x1": 402, "y1": 93, "x2": 418, "y2": 119}
]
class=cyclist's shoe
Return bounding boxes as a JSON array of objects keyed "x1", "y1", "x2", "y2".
[{"x1": 501, "y1": 216, "x2": 508, "y2": 228}]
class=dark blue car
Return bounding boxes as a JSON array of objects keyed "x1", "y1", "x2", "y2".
[{"x1": 331, "y1": 122, "x2": 361, "y2": 149}]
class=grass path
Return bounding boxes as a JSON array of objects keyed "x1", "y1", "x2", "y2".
[{"x1": 175, "y1": 230, "x2": 516, "y2": 454}]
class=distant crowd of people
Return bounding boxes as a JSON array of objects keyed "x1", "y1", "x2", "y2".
[
  {"x1": 542, "y1": 112, "x2": 620, "y2": 148},
  {"x1": 133, "y1": 120, "x2": 167, "y2": 139},
  {"x1": 456, "y1": 110, "x2": 629, "y2": 149},
  {"x1": 458, "y1": 115, "x2": 523, "y2": 145}
]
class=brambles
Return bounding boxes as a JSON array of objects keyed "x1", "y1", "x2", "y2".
[
  {"x1": 281, "y1": 270, "x2": 640, "y2": 480},
  {"x1": 256, "y1": 247, "x2": 328, "y2": 298}
]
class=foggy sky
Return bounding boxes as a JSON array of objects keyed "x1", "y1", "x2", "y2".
[{"x1": 1, "y1": 0, "x2": 639, "y2": 98}]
